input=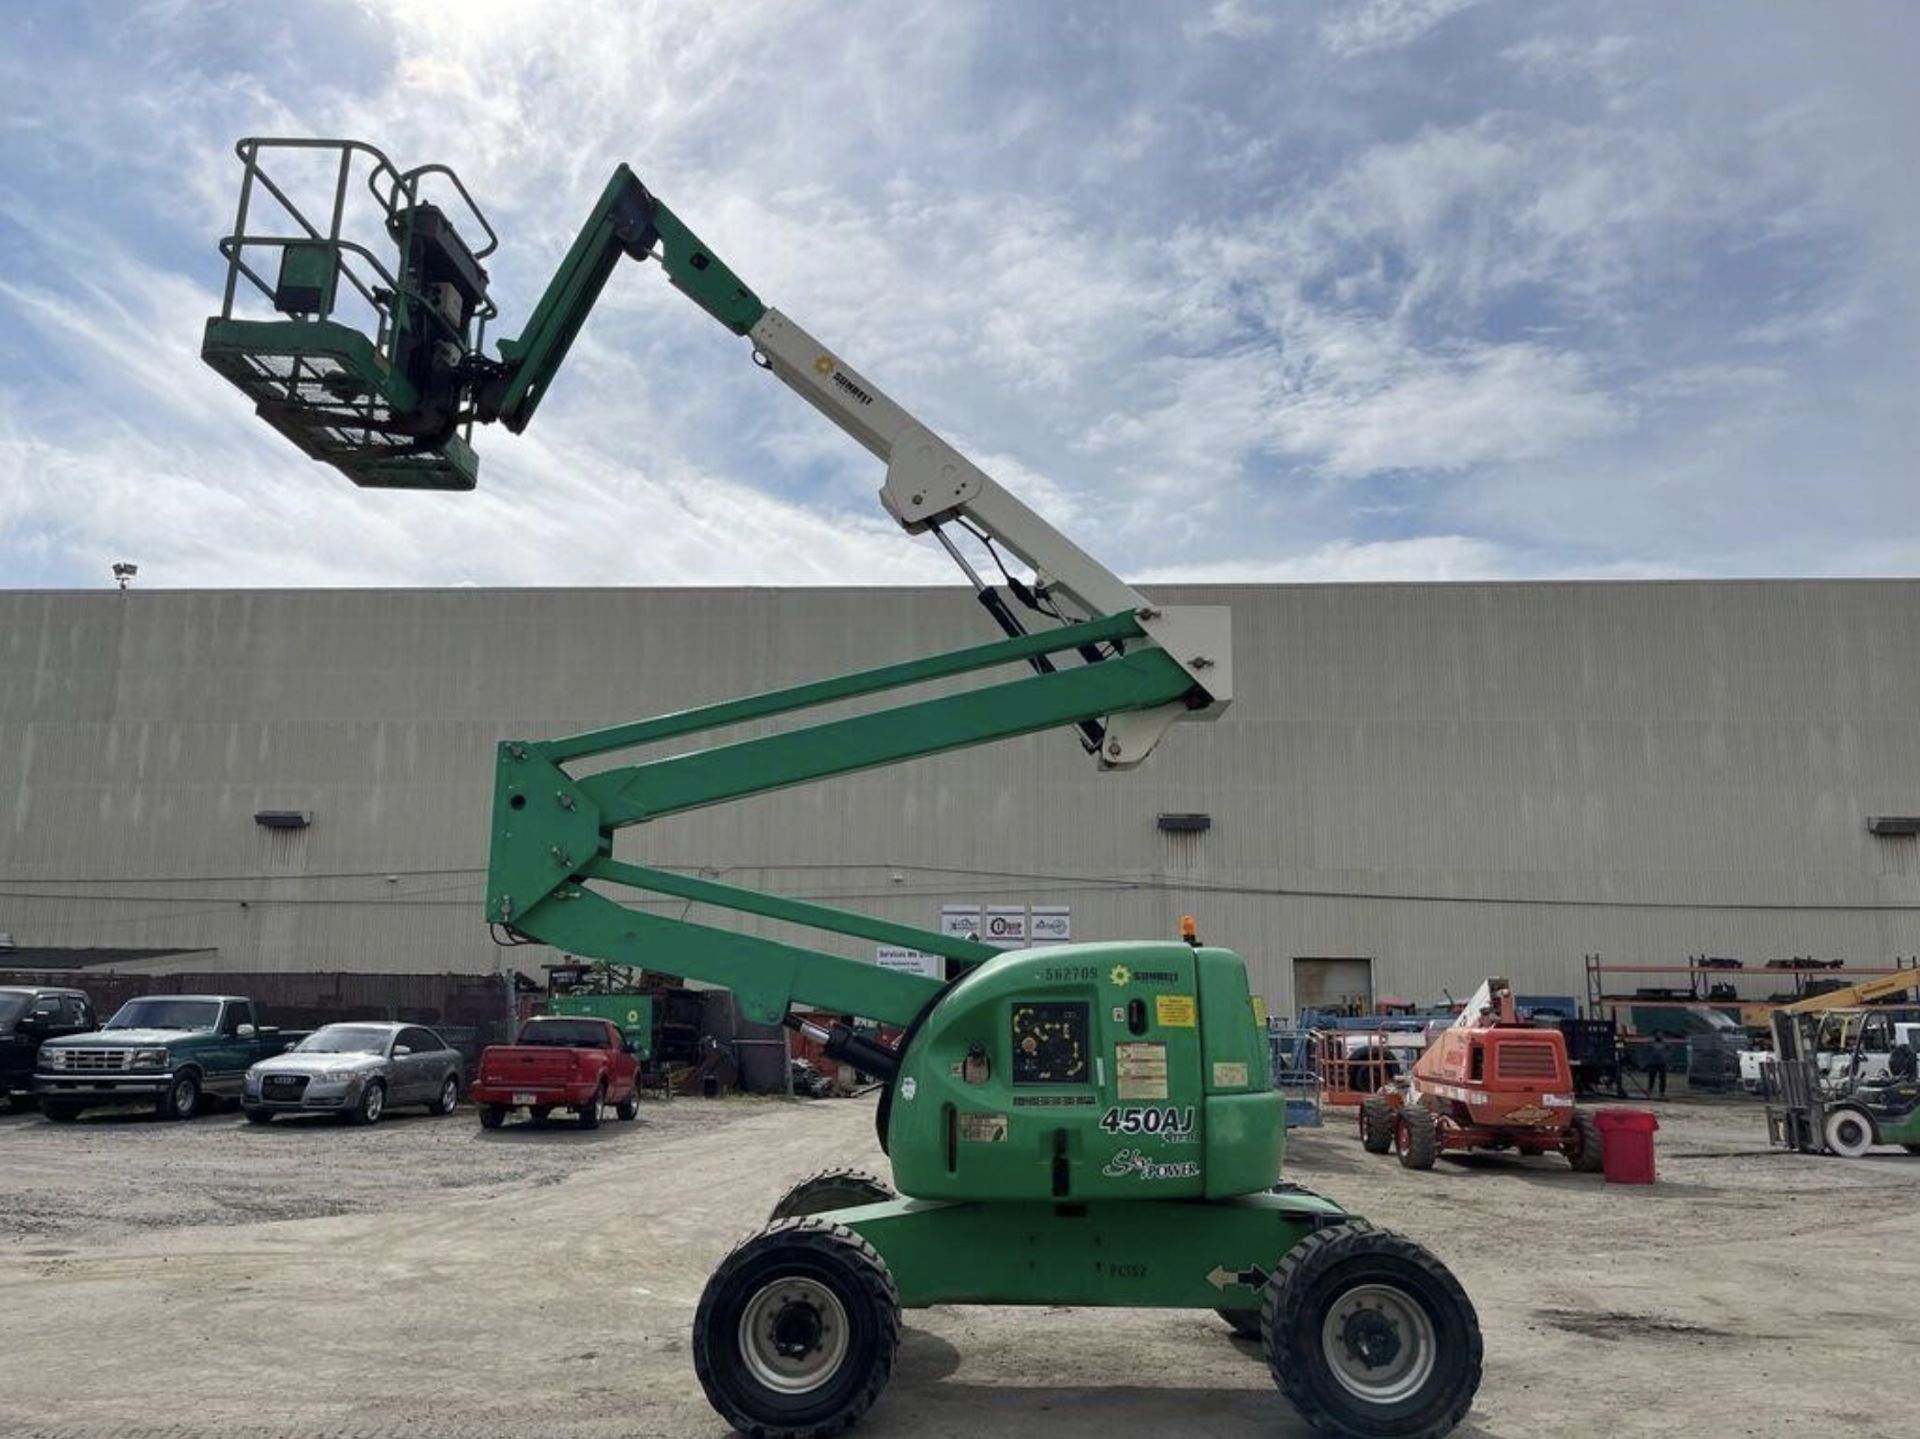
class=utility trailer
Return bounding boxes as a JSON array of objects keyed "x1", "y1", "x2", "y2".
[{"x1": 202, "y1": 136, "x2": 1485, "y2": 1439}]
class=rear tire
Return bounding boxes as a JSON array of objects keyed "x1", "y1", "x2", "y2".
[
  {"x1": 769, "y1": 1169, "x2": 896, "y2": 1224},
  {"x1": 1824, "y1": 1107, "x2": 1875, "y2": 1158},
  {"x1": 578, "y1": 1087, "x2": 604, "y2": 1130},
  {"x1": 479, "y1": 1104, "x2": 507, "y2": 1130},
  {"x1": 428, "y1": 1075, "x2": 459, "y2": 1116},
  {"x1": 1566, "y1": 1109, "x2": 1604, "y2": 1173},
  {"x1": 1396, "y1": 1106, "x2": 1438, "y2": 1170},
  {"x1": 530, "y1": 1105, "x2": 552, "y2": 1127},
  {"x1": 1263, "y1": 1219, "x2": 1483, "y2": 1439},
  {"x1": 42, "y1": 1101, "x2": 82, "y2": 1124},
  {"x1": 158, "y1": 1072, "x2": 201, "y2": 1121},
  {"x1": 1360, "y1": 1097, "x2": 1395, "y2": 1154},
  {"x1": 693, "y1": 1218, "x2": 900, "y2": 1439}
]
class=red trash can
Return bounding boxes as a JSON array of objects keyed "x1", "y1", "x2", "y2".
[{"x1": 1593, "y1": 1108, "x2": 1659, "y2": 1184}]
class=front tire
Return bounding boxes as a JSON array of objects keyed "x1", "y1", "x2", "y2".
[
  {"x1": 1395, "y1": 1106, "x2": 1438, "y2": 1170},
  {"x1": 158, "y1": 1072, "x2": 201, "y2": 1121},
  {"x1": 693, "y1": 1218, "x2": 900, "y2": 1439},
  {"x1": 1565, "y1": 1109, "x2": 1604, "y2": 1172},
  {"x1": 352, "y1": 1081, "x2": 386, "y2": 1127},
  {"x1": 769, "y1": 1169, "x2": 896, "y2": 1224},
  {"x1": 1824, "y1": 1107, "x2": 1875, "y2": 1158},
  {"x1": 1360, "y1": 1097, "x2": 1395, "y2": 1154},
  {"x1": 244, "y1": 1107, "x2": 273, "y2": 1126},
  {"x1": 42, "y1": 1101, "x2": 83, "y2": 1124},
  {"x1": 1263, "y1": 1219, "x2": 1483, "y2": 1439},
  {"x1": 616, "y1": 1088, "x2": 641, "y2": 1122}
]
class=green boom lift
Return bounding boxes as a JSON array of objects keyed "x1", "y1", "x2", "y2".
[{"x1": 203, "y1": 137, "x2": 1483, "y2": 1439}]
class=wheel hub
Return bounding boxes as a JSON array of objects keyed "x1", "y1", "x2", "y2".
[
  {"x1": 773, "y1": 1300, "x2": 824, "y2": 1358},
  {"x1": 738, "y1": 1277, "x2": 850, "y2": 1395},
  {"x1": 1341, "y1": 1308, "x2": 1403, "y2": 1369},
  {"x1": 1321, "y1": 1283, "x2": 1437, "y2": 1406}
]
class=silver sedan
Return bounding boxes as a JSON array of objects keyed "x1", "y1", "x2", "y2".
[{"x1": 243, "y1": 1022, "x2": 463, "y2": 1125}]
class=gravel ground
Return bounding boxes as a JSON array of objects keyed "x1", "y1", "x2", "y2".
[{"x1": 0, "y1": 1093, "x2": 1914, "y2": 1439}]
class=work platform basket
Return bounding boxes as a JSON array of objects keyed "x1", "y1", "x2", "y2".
[{"x1": 200, "y1": 138, "x2": 498, "y2": 491}]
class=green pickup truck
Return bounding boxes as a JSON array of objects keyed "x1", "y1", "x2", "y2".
[{"x1": 35, "y1": 994, "x2": 308, "y2": 1121}]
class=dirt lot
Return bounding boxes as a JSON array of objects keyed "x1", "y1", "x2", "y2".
[{"x1": 1, "y1": 1094, "x2": 1914, "y2": 1439}]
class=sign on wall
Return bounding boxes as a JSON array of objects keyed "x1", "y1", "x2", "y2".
[
  {"x1": 1029, "y1": 905, "x2": 1071, "y2": 944},
  {"x1": 940, "y1": 905, "x2": 982, "y2": 942},
  {"x1": 876, "y1": 946, "x2": 943, "y2": 980},
  {"x1": 984, "y1": 905, "x2": 1028, "y2": 948}
]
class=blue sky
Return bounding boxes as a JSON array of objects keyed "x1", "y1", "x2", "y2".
[{"x1": 0, "y1": 0, "x2": 1914, "y2": 589}]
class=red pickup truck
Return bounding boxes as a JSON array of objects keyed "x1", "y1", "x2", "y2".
[{"x1": 471, "y1": 1016, "x2": 641, "y2": 1130}]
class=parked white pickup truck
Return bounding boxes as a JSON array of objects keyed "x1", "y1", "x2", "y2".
[{"x1": 1742, "y1": 1013, "x2": 1920, "y2": 1094}]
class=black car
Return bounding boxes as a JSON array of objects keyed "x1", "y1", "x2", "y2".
[{"x1": 0, "y1": 987, "x2": 98, "y2": 1110}]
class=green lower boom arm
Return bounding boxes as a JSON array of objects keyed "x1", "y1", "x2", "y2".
[{"x1": 488, "y1": 611, "x2": 1197, "y2": 1028}]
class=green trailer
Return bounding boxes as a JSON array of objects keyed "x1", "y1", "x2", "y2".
[{"x1": 548, "y1": 994, "x2": 654, "y2": 1061}]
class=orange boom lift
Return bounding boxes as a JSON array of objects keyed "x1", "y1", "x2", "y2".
[{"x1": 1358, "y1": 978, "x2": 1604, "y2": 1172}]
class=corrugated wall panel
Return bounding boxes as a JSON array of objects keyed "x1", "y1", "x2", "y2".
[{"x1": 2, "y1": 582, "x2": 1917, "y2": 1014}]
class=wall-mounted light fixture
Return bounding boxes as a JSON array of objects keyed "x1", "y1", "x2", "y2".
[
  {"x1": 1867, "y1": 816, "x2": 1920, "y2": 837},
  {"x1": 254, "y1": 810, "x2": 313, "y2": 830},
  {"x1": 1157, "y1": 812, "x2": 1212, "y2": 834}
]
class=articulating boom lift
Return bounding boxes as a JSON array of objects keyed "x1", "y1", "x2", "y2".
[{"x1": 204, "y1": 138, "x2": 1482, "y2": 1439}]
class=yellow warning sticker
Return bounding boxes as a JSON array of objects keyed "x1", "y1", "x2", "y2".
[
  {"x1": 1250, "y1": 995, "x2": 1268, "y2": 1027},
  {"x1": 1156, "y1": 994, "x2": 1197, "y2": 1028}
]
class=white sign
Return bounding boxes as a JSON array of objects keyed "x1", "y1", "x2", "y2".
[
  {"x1": 1030, "y1": 905, "x2": 1071, "y2": 944},
  {"x1": 940, "y1": 905, "x2": 982, "y2": 942},
  {"x1": 876, "y1": 946, "x2": 943, "y2": 980},
  {"x1": 984, "y1": 905, "x2": 1028, "y2": 948}
]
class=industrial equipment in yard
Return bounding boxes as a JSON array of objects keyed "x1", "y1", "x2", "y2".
[
  {"x1": 1764, "y1": 969, "x2": 1920, "y2": 1158},
  {"x1": 1358, "y1": 978, "x2": 1604, "y2": 1173},
  {"x1": 205, "y1": 137, "x2": 1484, "y2": 1439}
]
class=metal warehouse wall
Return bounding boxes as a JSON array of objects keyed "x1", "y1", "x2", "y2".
[{"x1": 3, "y1": 582, "x2": 1917, "y2": 1015}]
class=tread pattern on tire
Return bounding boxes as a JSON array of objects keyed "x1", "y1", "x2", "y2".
[
  {"x1": 769, "y1": 1168, "x2": 896, "y2": 1223},
  {"x1": 1360, "y1": 1097, "x2": 1395, "y2": 1154},
  {"x1": 1397, "y1": 1105, "x2": 1438, "y2": 1169},
  {"x1": 693, "y1": 1216, "x2": 901, "y2": 1439},
  {"x1": 1260, "y1": 1218, "x2": 1484, "y2": 1439},
  {"x1": 1216, "y1": 1306, "x2": 1263, "y2": 1339},
  {"x1": 1568, "y1": 1108, "x2": 1604, "y2": 1172}
]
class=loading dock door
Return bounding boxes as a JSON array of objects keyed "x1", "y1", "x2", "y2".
[{"x1": 1293, "y1": 958, "x2": 1374, "y2": 1018}]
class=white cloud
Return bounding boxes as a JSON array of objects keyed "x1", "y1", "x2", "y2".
[
  {"x1": 0, "y1": 1, "x2": 1914, "y2": 592},
  {"x1": 1186, "y1": 1, "x2": 1277, "y2": 42},
  {"x1": 1137, "y1": 535, "x2": 1512, "y2": 583},
  {"x1": 1321, "y1": 0, "x2": 1485, "y2": 58}
]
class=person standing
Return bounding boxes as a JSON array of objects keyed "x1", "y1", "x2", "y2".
[{"x1": 1644, "y1": 1035, "x2": 1673, "y2": 1098}]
